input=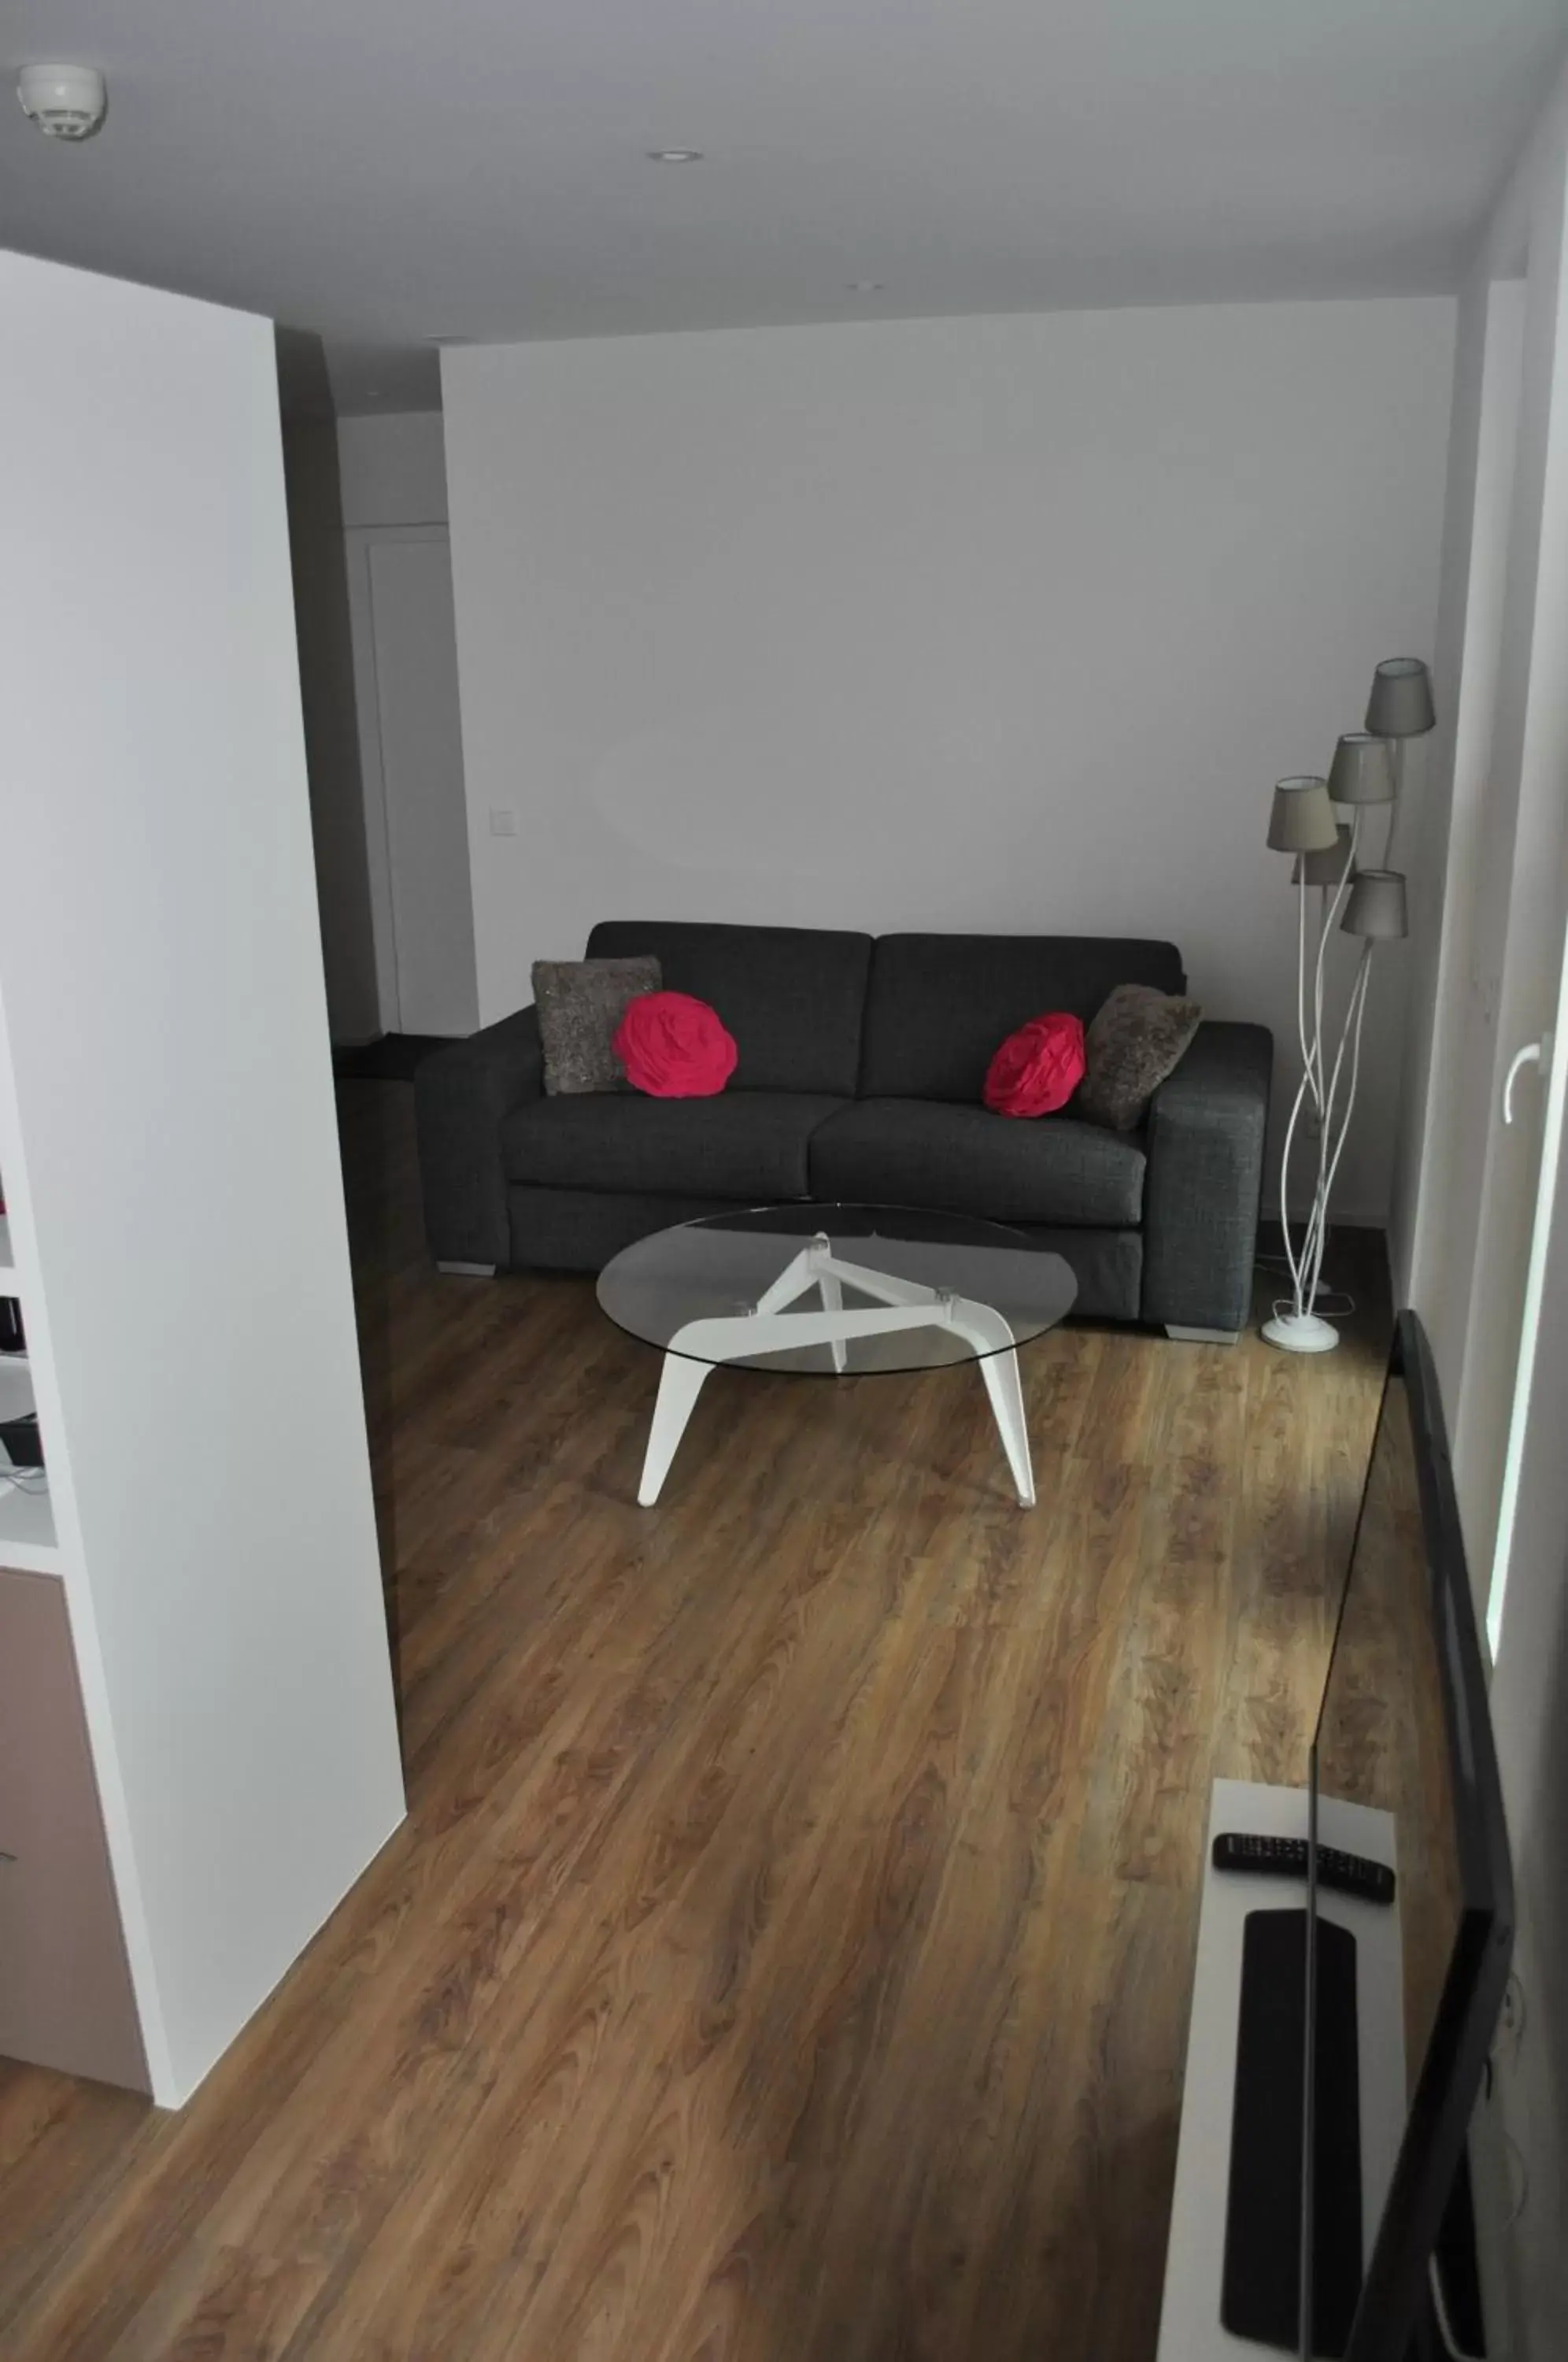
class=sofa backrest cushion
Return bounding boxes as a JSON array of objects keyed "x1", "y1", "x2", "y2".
[
  {"x1": 585, "y1": 920, "x2": 873, "y2": 1095},
  {"x1": 859, "y1": 934, "x2": 1186, "y2": 1102}
]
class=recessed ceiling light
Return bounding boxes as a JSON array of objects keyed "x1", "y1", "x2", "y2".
[{"x1": 647, "y1": 148, "x2": 703, "y2": 163}]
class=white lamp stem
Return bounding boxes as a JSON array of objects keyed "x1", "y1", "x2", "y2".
[
  {"x1": 1266, "y1": 813, "x2": 1363, "y2": 1354},
  {"x1": 1306, "y1": 943, "x2": 1374, "y2": 1313},
  {"x1": 1278, "y1": 873, "x2": 1321, "y2": 1314}
]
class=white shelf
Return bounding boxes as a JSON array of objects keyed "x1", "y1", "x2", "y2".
[
  {"x1": 0, "y1": 1212, "x2": 14, "y2": 1286},
  {"x1": 0, "y1": 1475, "x2": 58, "y2": 1572},
  {"x1": 0, "y1": 1356, "x2": 56, "y2": 1569},
  {"x1": 0, "y1": 1357, "x2": 35, "y2": 1423}
]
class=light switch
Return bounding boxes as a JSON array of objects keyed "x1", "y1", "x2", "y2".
[{"x1": 488, "y1": 809, "x2": 517, "y2": 837}]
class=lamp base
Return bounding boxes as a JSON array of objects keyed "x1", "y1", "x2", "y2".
[{"x1": 1262, "y1": 1310, "x2": 1341, "y2": 1355}]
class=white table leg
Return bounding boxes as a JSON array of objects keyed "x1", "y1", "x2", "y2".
[
  {"x1": 817, "y1": 1267, "x2": 848, "y2": 1372},
  {"x1": 978, "y1": 1345, "x2": 1035, "y2": 1507},
  {"x1": 752, "y1": 1243, "x2": 818, "y2": 1316},
  {"x1": 633, "y1": 1247, "x2": 1036, "y2": 1506},
  {"x1": 638, "y1": 1353, "x2": 713, "y2": 1505},
  {"x1": 933, "y1": 1290, "x2": 1036, "y2": 1507}
]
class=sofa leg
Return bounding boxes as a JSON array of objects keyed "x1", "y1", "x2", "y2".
[
  {"x1": 1165, "y1": 1324, "x2": 1241, "y2": 1345},
  {"x1": 438, "y1": 1261, "x2": 497, "y2": 1277}
]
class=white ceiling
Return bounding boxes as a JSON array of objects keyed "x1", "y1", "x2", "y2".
[{"x1": 3, "y1": 1, "x2": 1565, "y2": 414}]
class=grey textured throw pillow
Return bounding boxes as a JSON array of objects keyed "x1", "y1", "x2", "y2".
[
  {"x1": 532, "y1": 956, "x2": 661, "y2": 1094},
  {"x1": 1078, "y1": 983, "x2": 1203, "y2": 1131}
]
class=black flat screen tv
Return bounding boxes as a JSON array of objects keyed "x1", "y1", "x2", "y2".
[{"x1": 1306, "y1": 1309, "x2": 1514, "y2": 2360}]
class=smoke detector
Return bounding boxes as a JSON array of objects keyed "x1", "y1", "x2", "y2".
[{"x1": 17, "y1": 64, "x2": 107, "y2": 141}]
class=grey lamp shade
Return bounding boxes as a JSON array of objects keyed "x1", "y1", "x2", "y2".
[
  {"x1": 1327, "y1": 732, "x2": 1396, "y2": 805},
  {"x1": 1341, "y1": 868, "x2": 1407, "y2": 940},
  {"x1": 1267, "y1": 775, "x2": 1339, "y2": 853},
  {"x1": 1292, "y1": 824, "x2": 1355, "y2": 887},
  {"x1": 1365, "y1": 657, "x2": 1436, "y2": 737}
]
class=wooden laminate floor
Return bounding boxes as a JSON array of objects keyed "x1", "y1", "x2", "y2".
[{"x1": 0, "y1": 1087, "x2": 1392, "y2": 2362}]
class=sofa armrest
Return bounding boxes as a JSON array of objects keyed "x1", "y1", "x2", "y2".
[
  {"x1": 1141, "y1": 1020, "x2": 1272, "y2": 1335},
  {"x1": 413, "y1": 1007, "x2": 544, "y2": 1268}
]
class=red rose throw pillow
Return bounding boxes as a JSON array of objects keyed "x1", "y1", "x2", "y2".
[
  {"x1": 982, "y1": 1012, "x2": 1086, "y2": 1117},
  {"x1": 613, "y1": 990, "x2": 738, "y2": 1098}
]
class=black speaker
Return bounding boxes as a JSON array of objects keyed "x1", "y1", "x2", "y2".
[{"x1": 0, "y1": 1412, "x2": 43, "y2": 1469}]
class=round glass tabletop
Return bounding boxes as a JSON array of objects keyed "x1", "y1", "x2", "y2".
[{"x1": 597, "y1": 1201, "x2": 1078, "y2": 1375}]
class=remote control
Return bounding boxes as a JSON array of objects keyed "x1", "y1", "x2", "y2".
[{"x1": 1211, "y1": 1831, "x2": 1395, "y2": 1906}]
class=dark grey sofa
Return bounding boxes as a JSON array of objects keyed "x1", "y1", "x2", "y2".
[{"x1": 415, "y1": 920, "x2": 1272, "y2": 1339}]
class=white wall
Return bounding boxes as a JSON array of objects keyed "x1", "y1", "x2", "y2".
[
  {"x1": 284, "y1": 406, "x2": 468, "y2": 1041},
  {"x1": 0, "y1": 252, "x2": 405, "y2": 2105},
  {"x1": 444, "y1": 300, "x2": 1453, "y2": 1220},
  {"x1": 337, "y1": 409, "x2": 476, "y2": 1038},
  {"x1": 337, "y1": 409, "x2": 447, "y2": 528},
  {"x1": 284, "y1": 416, "x2": 384, "y2": 1043},
  {"x1": 347, "y1": 532, "x2": 480, "y2": 1037}
]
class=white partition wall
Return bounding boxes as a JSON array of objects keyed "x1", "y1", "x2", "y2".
[{"x1": 0, "y1": 252, "x2": 405, "y2": 2106}]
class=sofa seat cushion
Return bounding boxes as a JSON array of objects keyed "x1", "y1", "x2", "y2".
[
  {"x1": 809, "y1": 1098, "x2": 1146, "y2": 1227},
  {"x1": 502, "y1": 1090, "x2": 849, "y2": 1201}
]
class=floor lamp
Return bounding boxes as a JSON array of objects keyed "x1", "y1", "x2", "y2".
[{"x1": 1263, "y1": 657, "x2": 1433, "y2": 1354}]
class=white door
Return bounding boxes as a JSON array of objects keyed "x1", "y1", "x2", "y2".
[
  {"x1": 1413, "y1": 250, "x2": 1568, "y2": 1607},
  {"x1": 1448, "y1": 716, "x2": 1568, "y2": 1603},
  {"x1": 1407, "y1": 278, "x2": 1525, "y2": 1411},
  {"x1": 358, "y1": 532, "x2": 478, "y2": 1038},
  {"x1": 1468, "y1": 905, "x2": 1568, "y2": 2358},
  {"x1": 1491, "y1": 907, "x2": 1568, "y2": 1651}
]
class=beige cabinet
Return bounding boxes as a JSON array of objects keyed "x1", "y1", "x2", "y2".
[{"x1": 0, "y1": 1567, "x2": 147, "y2": 2090}]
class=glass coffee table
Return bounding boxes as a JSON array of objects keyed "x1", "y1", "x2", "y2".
[{"x1": 597, "y1": 1202, "x2": 1077, "y2": 1508}]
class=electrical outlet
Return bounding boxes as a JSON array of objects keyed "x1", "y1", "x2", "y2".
[{"x1": 1498, "y1": 1971, "x2": 1526, "y2": 2060}]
